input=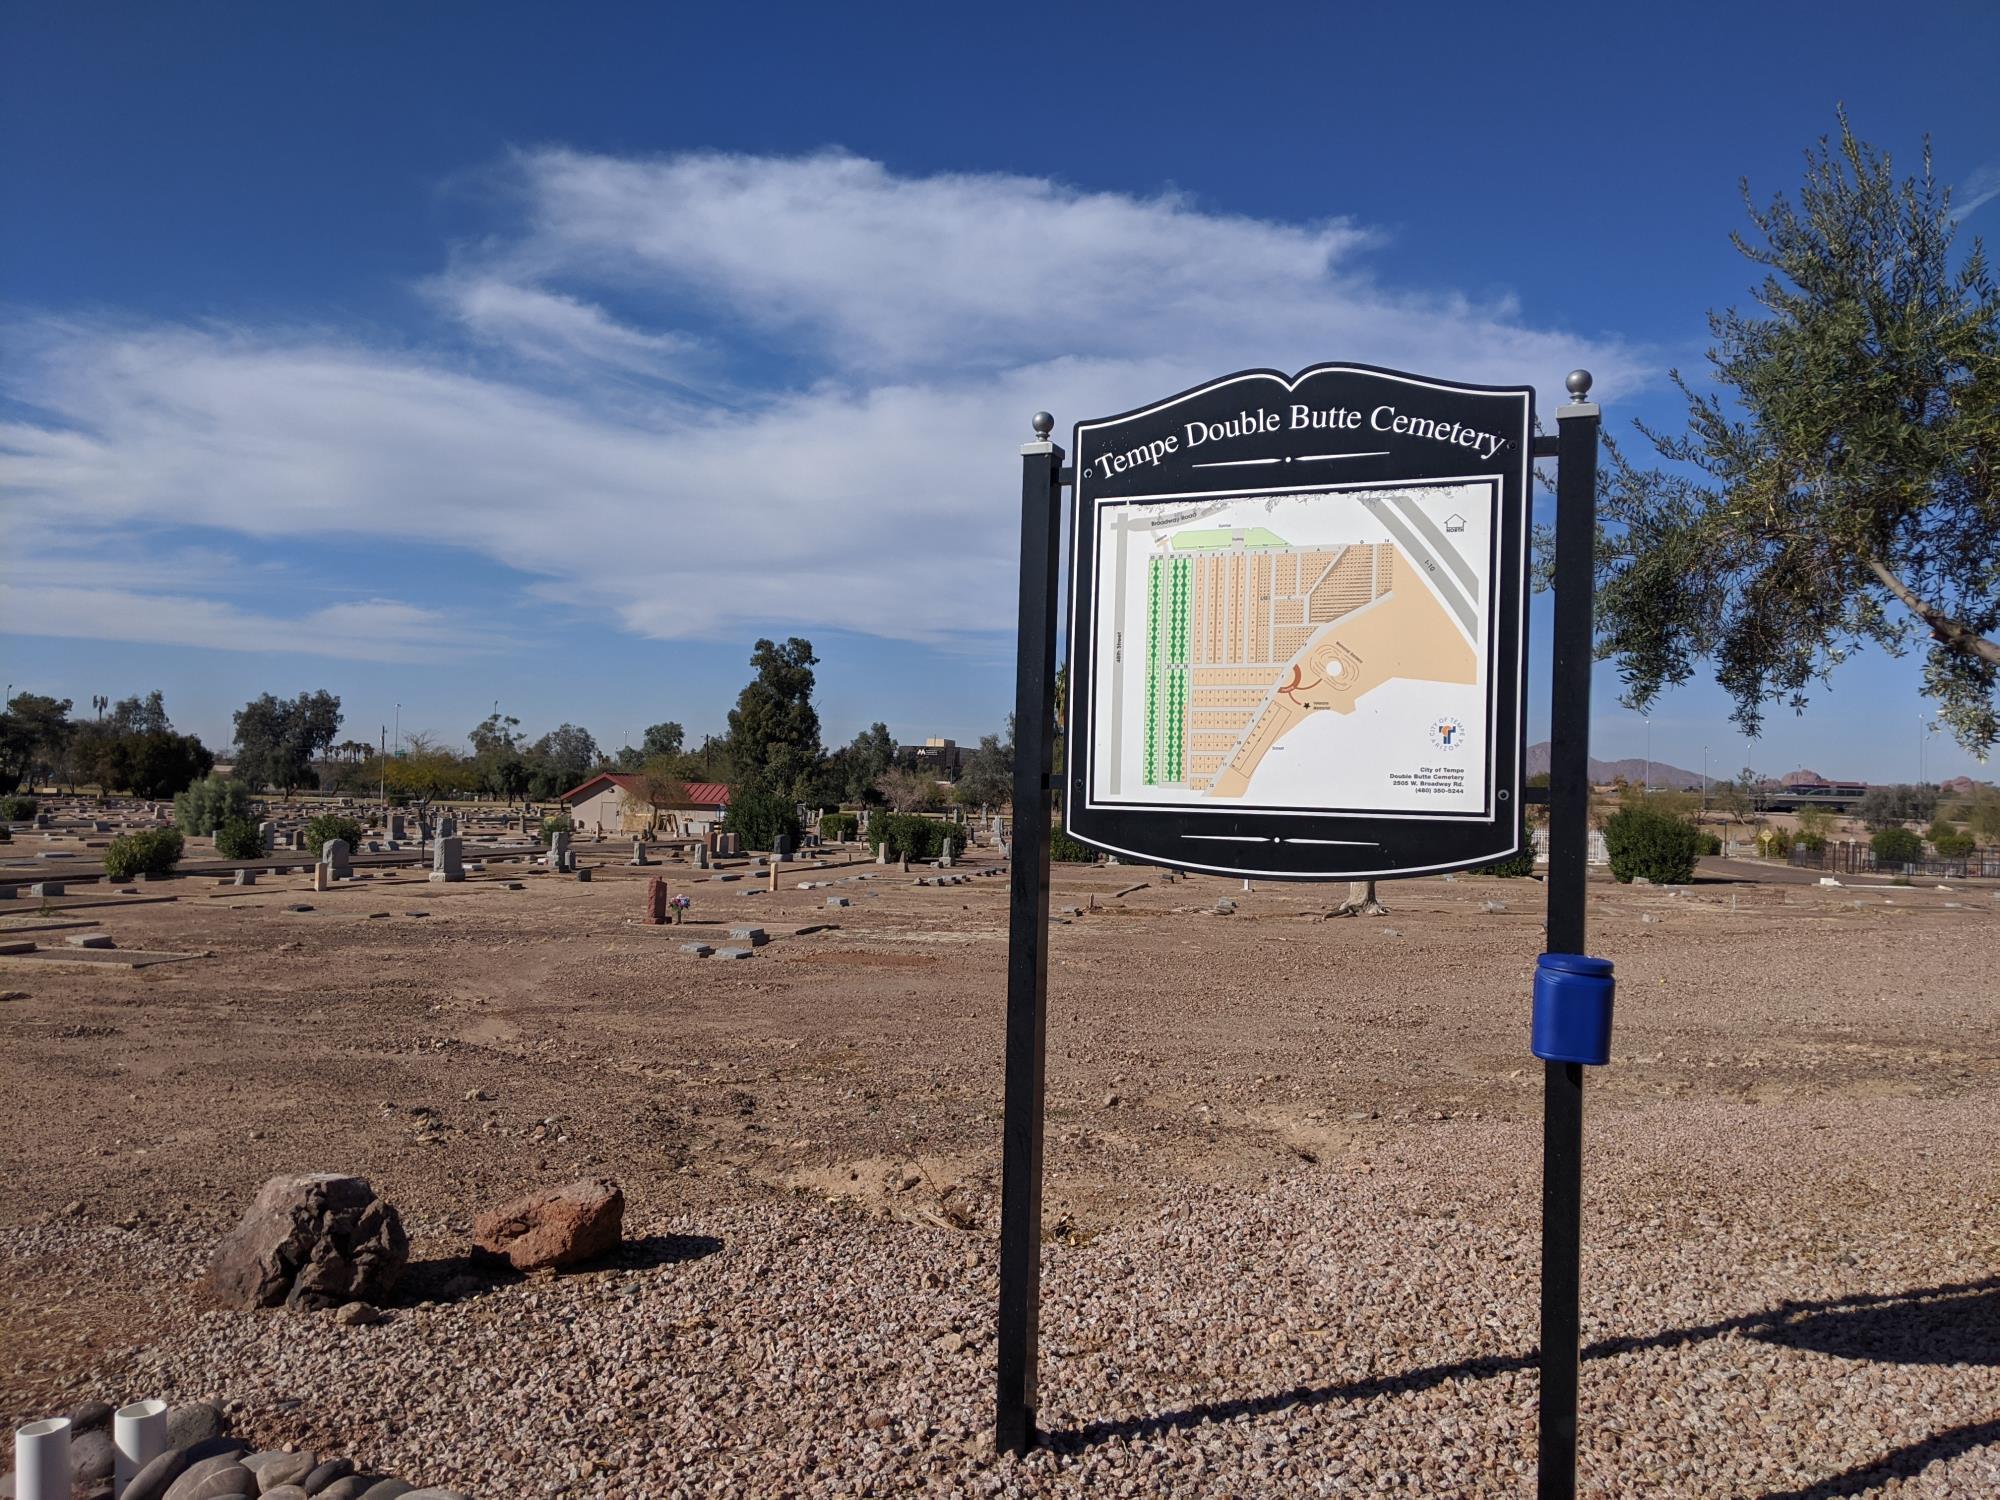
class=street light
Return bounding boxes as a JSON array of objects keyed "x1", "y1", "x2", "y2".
[{"x1": 1644, "y1": 716, "x2": 1652, "y2": 794}]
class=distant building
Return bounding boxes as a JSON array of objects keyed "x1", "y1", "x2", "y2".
[
  {"x1": 899, "y1": 737, "x2": 966, "y2": 777},
  {"x1": 560, "y1": 774, "x2": 730, "y2": 837}
]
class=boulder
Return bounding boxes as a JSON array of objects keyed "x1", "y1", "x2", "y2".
[
  {"x1": 472, "y1": 1178, "x2": 623, "y2": 1271},
  {"x1": 248, "y1": 1451, "x2": 314, "y2": 1490},
  {"x1": 166, "y1": 1403, "x2": 228, "y2": 1451},
  {"x1": 120, "y1": 1448, "x2": 193, "y2": 1500},
  {"x1": 163, "y1": 1456, "x2": 255, "y2": 1499},
  {"x1": 300, "y1": 1458, "x2": 354, "y2": 1493},
  {"x1": 68, "y1": 1399, "x2": 114, "y2": 1433},
  {"x1": 70, "y1": 1429, "x2": 115, "y2": 1484},
  {"x1": 203, "y1": 1174, "x2": 407, "y2": 1310},
  {"x1": 309, "y1": 1481, "x2": 376, "y2": 1500}
]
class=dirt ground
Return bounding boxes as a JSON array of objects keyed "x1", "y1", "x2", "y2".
[{"x1": 1, "y1": 848, "x2": 1996, "y2": 1496}]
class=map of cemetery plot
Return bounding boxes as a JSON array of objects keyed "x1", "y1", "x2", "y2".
[{"x1": 1089, "y1": 481, "x2": 1495, "y2": 815}]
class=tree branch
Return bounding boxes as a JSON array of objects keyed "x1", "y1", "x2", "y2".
[{"x1": 1864, "y1": 555, "x2": 2000, "y2": 666}]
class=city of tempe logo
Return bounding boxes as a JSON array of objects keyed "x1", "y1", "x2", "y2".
[{"x1": 1429, "y1": 715, "x2": 1465, "y2": 749}]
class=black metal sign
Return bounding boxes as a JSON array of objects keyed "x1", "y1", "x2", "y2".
[{"x1": 1064, "y1": 363, "x2": 1534, "y2": 880}]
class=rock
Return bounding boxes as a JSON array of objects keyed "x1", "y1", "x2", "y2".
[
  {"x1": 71, "y1": 1429, "x2": 115, "y2": 1484},
  {"x1": 68, "y1": 1399, "x2": 114, "y2": 1433},
  {"x1": 333, "y1": 1301, "x2": 383, "y2": 1327},
  {"x1": 202, "y1": 1174, "x2": 407, "y2": 1310},
  {"x1": 252, "y1": 1451, "x2": 314, "y2": 1490},
  {"x1": 300, "y1": 1459, "x2": 354, "y2": 1495},
  {"x1": 261, "y1": 1490, "x2": 310, "y2": 1500},
  {"x1": 163, "y1": 1456, "x2": 255, "y2": 1500},
  {"x1": 166, "y1": 1403, "x2": 228, "y2": 1450},
  {"x1": 179, "y1": 1439, "x2": 247, "y2": 1465},
  {"x1": 472, "y1": 1177, "x2": 623, "y2": 1270},
  {"x1": 398, "y1": 1491, "x2": 470, "y2": 1500},
  {"x1": 355, "y1": 1482, "x2": 411, "y2": 1500},
  {"x1": 310, "y1": 1480, "x2": 375, "y2": 1500},
  {"x1": 119, "y1": 1448, "x2": 193, "y2": 1500}
]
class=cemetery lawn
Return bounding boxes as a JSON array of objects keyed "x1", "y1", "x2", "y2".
[{"x1": 2, "y1": 853, "x2": 1996, "y2": 1496}]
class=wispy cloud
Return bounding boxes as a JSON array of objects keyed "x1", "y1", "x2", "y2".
[
  {"x1": 1, "y1": 149, "x2": 1650, "y2": 654},
  {"x1": 1954, "y1": 161, "x2": 2000, "y2": 221}
]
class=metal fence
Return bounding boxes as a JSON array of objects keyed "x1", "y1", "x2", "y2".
[{"x1": 1789, "y1": 841, "x2": 2000, "y2": 880}]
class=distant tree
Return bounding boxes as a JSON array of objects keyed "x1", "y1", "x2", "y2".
[
  {"x1": 1859, "y1": 782, "x2": 1940, "y2": 830},
  {"x1": 875, "y1": 766, "x2": 934, "y2": 812},
  {"x1": 524, "y1": 723, "x2": 601, "y2": 800},
  {"x1": 641, "y1": 721, "x2": 685, "y2": 759},
  {"x1": 1587, "y1": 115, "x2": 2000, "y2": 753},
  {"x1": 1796, "y1": 805, "x2": 1835, "y2": 850},
  {"x1": 107, "y1": 691, "x2": 172, "y2": 736},
  {"x1": 469, "y1": 713, "x2": 529, "y2": 803},
  {"x1": 726, "y1": 638, "x2": 822, "y2": 804},
  {"x1": 123, "y1": 731, "x2": 214, "y2": 798},
  {"x1": 1871, "y1": 825, "x2": 1925, "y2": 865},
  {"x1": 232, "y1": 690, "x2": 342, "y2": 796},
  {"x1": 831, "y1": 722, "x2": 897, "y2": 805},
  {"x1": 0, "y1": 693, "x2": 73, "y2": 792},
  {"x1": 383, "y1": 733, "x2": 468, "y2": 802},
  {"x1": 175, "y1": 774, "x2": 256, "y2": 836},
  {"x1": 954, "y1": 730, "x2": 1012, "y2": 809},
  {"x1": 1967, "y1": 789, "x2": 2000, "y2": 844}
]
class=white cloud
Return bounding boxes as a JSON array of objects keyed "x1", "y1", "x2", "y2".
[
  {"x1": 0, "y1": 150, "x2": 1650, "y2": 654},
  {"x1": 1955, "y1": 162, "x2": 2000, "y2": 221}
]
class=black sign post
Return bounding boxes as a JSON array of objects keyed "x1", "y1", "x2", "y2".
[{"x1": 996, "y1": 368, "x2": 1604, "y2": 1499}]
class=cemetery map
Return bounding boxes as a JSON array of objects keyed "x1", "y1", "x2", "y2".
[{"x1": 1089, "y1": 482, "x2": 1495, "y2": 814}]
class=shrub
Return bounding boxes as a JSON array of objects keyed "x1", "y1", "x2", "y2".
[
  {"x1": 1049, "y1": 827, "x2": 1097, "y2": 864},
  {"x1": 1759, "y1": 826, "x2": 1793, "y2": 858},
  {"x1": 1478, "y1": 848, "x2": 1538, "y2": 876},
  {"x1": 1696, "y1": 831, "x2": 1723, "y2": 856},
  {"x1": 540, "y1": 813, "x2": 575, "y2": 843},
  {"x1": 1870, "y1": 826, "x2": 1924, "y2": 865},
  {"x1": 302, "y1": 813, "x2": 365, "y2": 858},
  {"x1": 721, "y1": 781, "x2": 800, "y2": 852},
  {"x1": 1932, "y1": 829, "x2": 1976, "y2": 859},
  {"x1": 103, "y1": 827, "x2": 183, "y2": 879},
  {"x1": 0, "y1": 795, "x2": 36, "y2": 821},
  {"x1": 1602, "y1": 804, "x2": 1702, "y2": 885},
  {"x1": 871, "y1": 812, "x2": 969, "y2": 862},
  {"x1": 819, "y1": 811, "x2": 859, "y2": 842},
  {"x1": 214, "y1": 817, "x2": 265, "y2": 860},
  {"x1": 174, "y1": 773, "x2": 255, "y2": 836},
  {"x1": 1797, "y1": 832, "x2": 1827, "y2": 855}
]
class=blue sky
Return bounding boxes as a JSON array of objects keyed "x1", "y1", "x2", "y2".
[{"x1": 3, "y1": 2, "x2": 1997, "y2": 781}]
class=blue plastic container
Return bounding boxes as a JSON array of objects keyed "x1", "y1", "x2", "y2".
[{"x1": 1532, "y1": 952, "x2": 1616, "y2": 1066}]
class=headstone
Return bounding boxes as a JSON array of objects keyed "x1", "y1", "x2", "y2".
[
  {"x1": 693, "y1": 843, "x2": 710, "y2": 871},
  {"x1": 29, "y1": 881, "x2": 64, "y2": 898},
  {"x1": 644, "y1": 877, "x2": 669, "y2": 925},
  {"x1": 878, "y1": 844, "x2": 892, "y2": 866},
  {"x1": 234, "y1": 869, "x2": 256, "y2": 887},
  {"x1": 388, "y1": 812, "x2": 407, "y2": 841},
  {"x1": 678, "y1": 942, "x2": 713, "y2": 956},
  {"x1": 430, "y1": 836, "x2": 465, "y2": 883},
  {"x1": 774, "y1": 833, "x2": 792, "y2": 863},
  {"x1": 321, "y1": 838, "x2": 352, "y2": 880},
  {"x1": 575, "y1": 865, "x2": 592, "y2": 882},
  {"x1": 438, "y1": 813, "x2": 458, "y2": 839},
  {"x1": 940, "y1": 842, "x2": 954, "y2": 868},
  {"x1": 630, "y1": 841, "x2": 651, "y2": 867},
  {"x1": 313, "y1": 863, "x2": 331, "y2": 893},
  {"x1": 728, "y1": 926, "x2": 767, "y2": 946},
  {"x1": 546, "y1": 830, "x2": 573, "y2": 873}
]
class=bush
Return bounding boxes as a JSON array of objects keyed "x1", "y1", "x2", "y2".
[
  {"x1": 1048, "y1": 827, "x2": 1097, "y2": 864},
  {"x1": 0, "y1": 795, "x2": 37, "y2": 821},
  {"x1": 722, "y1": 781, "x2": 801, "y2": 852},
  {"x1": 1602, "y1": 804, "x2": 1702, "y2": 885},
  {"x1": 103, "y1": 827, "x2": 183, "y2": 879},
  {"x1": 1478, "y1": 847, "x2": 1538, "y2": 876},
  {"x1": 1759, "y1": 826, "x2": 1792, "y2": 858},
  {"x1": 174, "y1": 774, "x2": 255, "y2": 836},
  {"x1": 1797, "y1": 832, "x2": 1827, "y2": 855},
  {"x1": 819, "y1": 811, "x2": 859, "y2": 842},
  {"x1": 214, "y1": 817, "x2": 265, "y2": 860},
  {"x1": 1870, "y1": 826, "x2": 1924, "y2": 865},
  {"x1": 1697, "y1": 831, "x2": 1723, "y2": 856},
  {"x1": 871, "y1": 812, "x2": 969, "y2": 862},
  {"x1": 1932, "y1": 829, "x2": 1977, "y2": 859},
  {"x1": 540, "y1": 813, "x2": 575, "y2": 843},
  {"x1": 302, "y1": 813, "x2": 365, "y2": 858}
]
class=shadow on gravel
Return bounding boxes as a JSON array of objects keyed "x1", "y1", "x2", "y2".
[
  {"x1": 1043, "y1": 1276, "x2": 2000, "y2": 1456},
  {"x1": 398, "y1": 1234, "x2": 724, "y2": 1303},
  {"x1": 1753, "y1": 1417, "x2": 2000, "y2": 1499}
]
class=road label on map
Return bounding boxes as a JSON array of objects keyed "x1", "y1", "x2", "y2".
[{"x1": 1064, "y1": 364, "x2": 1533, "y2": 880}]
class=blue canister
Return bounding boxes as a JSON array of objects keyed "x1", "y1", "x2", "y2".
[{"x1": 1532, "y1": 953, "x2": 1616, "y2": 1066}]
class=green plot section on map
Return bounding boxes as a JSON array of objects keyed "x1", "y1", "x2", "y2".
[
  {"x1": 1143, "y1": 555, "x2": 1192, "y2": 785},
  {"x1": 1170, "y1": 527, "x2": 1288, "y2": 550}
]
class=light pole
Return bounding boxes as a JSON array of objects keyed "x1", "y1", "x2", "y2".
[
  {"x1": 394, "y1": 703, "x2": 401, "y2": 758},
  {"x1": 1701, "y1": 745, "x2": 1708, "y2": 822},
  {"x1": 1644, "y1": 716, "x2": 1652, "y2": 794}
]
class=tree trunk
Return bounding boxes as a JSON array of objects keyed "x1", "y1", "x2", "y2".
[{"x1": 1335, "y1": 879, "x2": 1389, "y2": 916}]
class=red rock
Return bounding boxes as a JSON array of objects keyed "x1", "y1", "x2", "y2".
[{"x1": 472, "y1": 1178, "x2": 623, "y2": 1270}]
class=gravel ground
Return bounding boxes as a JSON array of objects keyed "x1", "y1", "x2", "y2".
[{"x1": 2, "y1": 853, "x2": 1996, "y2": 1496}]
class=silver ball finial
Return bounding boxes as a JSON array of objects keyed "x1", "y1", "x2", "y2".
[
  {"x1": 1565, "y1": 369, "x2": 1594, "y2": 400},
  {"x1": 1030, "y1": 411, "x2": 1055, "y2": 439}
]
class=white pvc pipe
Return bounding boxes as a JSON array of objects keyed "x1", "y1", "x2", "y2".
[
  {"x1": 14, "y1": 1416, "x2": 71, "y2": 1500},
  {"x1": 114, "y1": 1399, "x2": 169, "y2": 1496}
]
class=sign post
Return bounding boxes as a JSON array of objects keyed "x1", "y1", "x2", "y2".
[{"x1": 997, "y1": 367, "x2": 1607, "y2": 1494}]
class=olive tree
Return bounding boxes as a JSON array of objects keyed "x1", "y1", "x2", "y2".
[{"x1": 1588, "y1": 116, "x2": 2000, "y2": 754}]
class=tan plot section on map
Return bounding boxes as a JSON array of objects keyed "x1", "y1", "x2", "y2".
[{"x1": 1191, "y1": 544, "x2": 1476, "y2": 798}]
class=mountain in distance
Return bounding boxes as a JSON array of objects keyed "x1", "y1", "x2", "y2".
[{"x1": 1525, "y1": 741, "x2": 1706, "y2": 789}]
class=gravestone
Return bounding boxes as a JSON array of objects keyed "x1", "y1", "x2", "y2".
[
  {"x1": 773, "y1": 833, "x2": 792, "y2": 862},
  {"x1": 321, "y1": 838, "x2": 353, "y2": 880},
  {"x1": 878, "y1": 844, "x2": 892, "y2": 866},
  {"x1": 630, "y1": 839, "x2": 651, "y2": 867},
  {"x1": 234, "y1": 869, "x2": 256, "y2": 887},
  {"x1": 388, "y1": 812, "x2": 407, "y2": 841},
  {"x1": 430, "y1": 835, "x2": 464, "y2": 883},
  {"x1": 545, "y1": 830, "x2": 572, "y2": 873},
  {"x1": 940, "y1": 842, "x2": 954, "y2": 868},
  {"x1": 644, "y1": 876, "x2": 669, "y2": 925},
  {"x1": 438, "y1": 813, "x2": 457, "y2": 838},
  {"x1": 693, "y1": 843, "x2": 710, "y2": 871},
  {"x1": 313, "y1": 863, "x2": 332, "y2": 893}
]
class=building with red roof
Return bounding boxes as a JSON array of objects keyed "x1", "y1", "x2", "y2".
[{"x1": 559, "y1": 773, "x2": 730, "y2": 837}]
